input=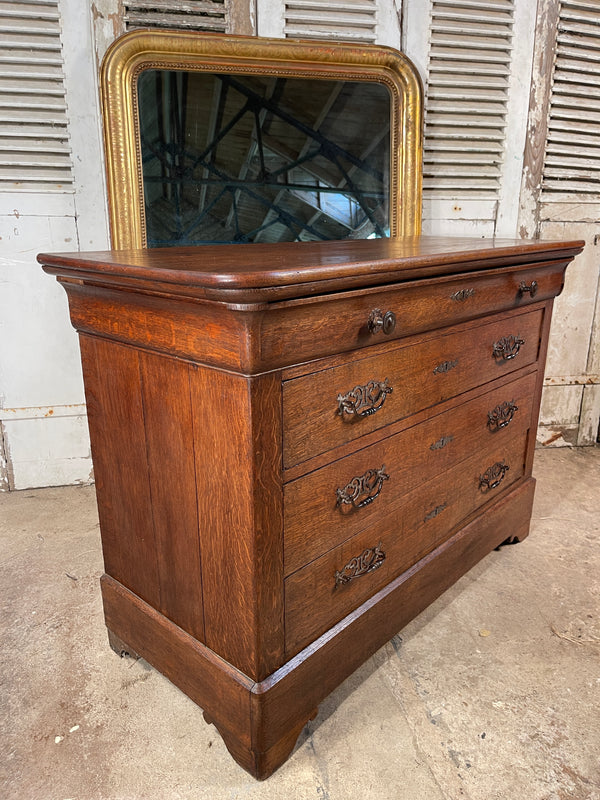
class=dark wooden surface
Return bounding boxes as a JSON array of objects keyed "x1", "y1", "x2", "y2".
[
  {"x1": 189, "y1": 367, "x2": 285, "y2": 680},
  {"x1": 283, "y1": 306, "x2": 543, "y2": 466},
  {"x1": 38, "y1": 235, "x2": 582, "y2": 302},
  {"x1": 39, "y1": 236, "x2": 583, "y2": 778},
  {"x1": 284, "y1": 369, "x2": 536, "y2": 576},
  {"x1": 284, "y1": 430, "x2": 529, "y2": 656},
  {"x1": 101, "y1": 479, "x2": 535, "y2": 779}
]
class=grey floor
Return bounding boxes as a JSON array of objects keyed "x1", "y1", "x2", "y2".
[{"x1": 1, "y1": 446, "x2": 599, "y2": 800}]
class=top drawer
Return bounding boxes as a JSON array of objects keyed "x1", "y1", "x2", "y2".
[
  {"x1": 260, "y1": 262, "x2": 561, "y2": 371},
  {"x1": 283, "y1": 308, "x2": 543, "y2": 468}
]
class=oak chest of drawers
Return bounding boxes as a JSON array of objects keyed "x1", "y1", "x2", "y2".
[{"x1": 39, "y1": 235, "x2": 583, "y2": 779}]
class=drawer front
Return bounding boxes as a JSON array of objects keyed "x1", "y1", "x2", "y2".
[
  {"x1": 284, "y1": 370, "x2": 536, "y2": 576},
  {"x1": 283, "y1": 308, "x2": 543, "y2": 468},
  {"x1": 284, "y1": 430, "x2": 528, "y2": 657},
  {"x1": 262, "y1": 262, "x2": 561, "y2": 371}
]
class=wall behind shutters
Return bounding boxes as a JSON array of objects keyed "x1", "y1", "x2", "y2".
[
  {"x1": 0, "y1": 0, "x2": 108, "y2": 490},
  {"x1": 123, "y1": 2, "x2": 228, "y2": 33},
  {"x1": 1, "y1": 0, "x2": 595, "y2": 490},
  {"x1": 0, "y1": 0, "x2": 73, "y2": 191},
  {"x1": 520, "y1": 0, "x2": 600, "y2": 447},
  {"x1": 257, "y1": 0, "x2": 400, "y2": 47},
  {"x1": 404, "y1": 0, "x2": 536, "y2": 237}
]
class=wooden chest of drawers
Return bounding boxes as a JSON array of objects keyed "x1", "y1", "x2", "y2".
[{"x1": 38, "y1": 236, "x2": 583, "y2": 779}]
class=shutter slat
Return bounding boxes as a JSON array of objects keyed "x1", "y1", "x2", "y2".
[
  {"x1": 428, "y1": 100, "x2": 507, "y2": 114},
  {"x1": 0, "y1": 136, "x2": 69, "y2": 152},
  {"x1": 428, "y1": 86, "x2": 507, "y2": 101},
  {"x1": 547, "y1": 142, "x2": 600, "y2": 158},
  {"x1": 0, "y1": 123, "x2": 68, "y2": 139},
  {"x1": 424, "y1": 151, "x2": 502, "y2": 164},
  {"x1": 0, "y1": 78, "x2": 64, "y2": 94},
  {"x1": 0, "y1": 94, "x2": 66, "y2": 110},
  {"x1": 552, "y1": 80, "x2": 600, "y2": 100},
  {"x1": 124, "y1": 1, "x2": 227, "y2": 31},
  {"x1": 425, "y1": 127, "x2": 507, "y2": 140},
  {"x1": 0, "y1": 166, "x2": 73, "y2": 180},
  {"x1": 423, "y1": 176, "x2": 500, "y2": 189},
  {"x1": 0, "y1": 0, "x2": 73, "y2": 191},
  {"x1": 543, "y1": 1, "x2": 600, "y2": 197},
  {"x1": 284, "y1": 0, "x2": 377, "y2": 42},
  {"x1": 424, "y1": 0, "x2": 514, "y2": 199},
  {"x1": 424, "y1": 139, "x2": 504, "y2": 152}
]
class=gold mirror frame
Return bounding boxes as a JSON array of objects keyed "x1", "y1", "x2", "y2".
[{"x1": 100, "y1": 29, "x2": 423, "y2": 249}]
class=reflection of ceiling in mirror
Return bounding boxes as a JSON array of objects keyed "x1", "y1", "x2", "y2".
[{"x1": 137, "y1": 71, "x2": 391, "y2": 246}]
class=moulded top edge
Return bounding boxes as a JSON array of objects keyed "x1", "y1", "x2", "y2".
[{"x1": 37, "y1": 236, "x2": 585, "y2": 303}]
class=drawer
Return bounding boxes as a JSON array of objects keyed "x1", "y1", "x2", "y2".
[
  {"x1": 283, "y1": 308, "x2": 543, "y2": 468},
  {"x1": 284, "y1": 370, "x2": 536, "y2": 576},
  {"x1": 284, "y1": 430, "x2": 529, "y2": 657},
  {"x1": 262, "y1": 260, "x2": 562, "y2": 371}
]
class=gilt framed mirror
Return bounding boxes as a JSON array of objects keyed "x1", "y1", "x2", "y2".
[{"x1": 100, "y1": 30, "x2": 422, "y2": 249}]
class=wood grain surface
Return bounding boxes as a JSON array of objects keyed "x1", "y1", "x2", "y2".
[{"x1": 42, "y1": 235, "x2": 582, "y2": 778}]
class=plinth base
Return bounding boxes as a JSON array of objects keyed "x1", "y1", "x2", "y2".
[{"x1": 101, "y1": 480, "x2": 534, "y2": 779}]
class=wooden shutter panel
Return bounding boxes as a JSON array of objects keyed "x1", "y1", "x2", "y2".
[
  {"x1": 423, "y1": 0, "x2": 515, "y2": 198},
  {"x1": 542, "y1": 0, "x2": 600, "y2": 197},
  {"x1": 124, "y1": 1, "x2": 228, "y2": 32},
  {"x1": 0, "y1": 0, "x2": 73, "y2": 190},
  {"x1": 283, "y1": 0, "x2": 378, "y2": 43}
]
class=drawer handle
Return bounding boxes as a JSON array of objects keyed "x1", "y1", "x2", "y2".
[
  {"x1": 336, "y1": 465, "x2": 389, "y2": 510},
  {"x1": 479, "y1": 461, "x2": 510, "y2": 492},
  {"x1": 518, "y1": 280, "x2": 538, "y2": 298},
  {"x1": 451, "y1": 288, "x2": 475, "y2": 302},
  {"x1": 334, "y1": 542, "x2": 386, "y2": 588},
  {"x1": 337, "y1": 378, "x2": 392, "y2": 418},
  {"x1": 492, "y1": 335, "x2": 525, "y2": 362},
  {"x1": 367, "y1": 308, "x2": 396, "y2": 335},
  {"x1": 487, "y1": 400, "x2": 519, "y2": 432}
]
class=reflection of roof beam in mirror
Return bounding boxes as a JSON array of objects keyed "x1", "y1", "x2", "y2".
[
  {"x1": 254, "y1": 79, "x2": 344, "y2": 243},
  {"x1": 138, "y1": 70, "x2": 392, "y2": 244}
]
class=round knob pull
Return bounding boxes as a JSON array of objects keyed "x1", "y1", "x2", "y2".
[
  {"x1": 518, "y1": 280, "x2": 538, "y2": 298},
  {"x1": 367, "y1": 308, "x2": 396, "y2": 335}
]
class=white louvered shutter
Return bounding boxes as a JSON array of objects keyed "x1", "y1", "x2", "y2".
[
  {"x1": 542, "y1": 0, "x2": 600, "y2": 198},
  {"x1": 283, "y1": 0, "x2": 378, "y2": 42},
  {"x1": 423, "y1": 0, "x2": 515, "y2": 199},
  {"x1": 0, "y1": 0, "x2": 73, "y2": 191},
  {"x1": 124, "y1": 1, "x2": 228, "y2": 32}
]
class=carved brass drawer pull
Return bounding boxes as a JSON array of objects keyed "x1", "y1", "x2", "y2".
[
  {"x1": 334, "y1": 542, "x2": 386, "y2": 588},
  {"x1": 336, "y1": 465, "x2": 389, "y2": 510},
  {"x1": 487, "y1": 400, "x2": 518, "y2": 432},
  {"x1": 518, "y1": 280, "x2": 538, "y2": 298},
  {"x1": 479, "y1": 461, "x2": 510, "y2": 492},
  {"x1": 451, "y1": 288, "x2": 475, "y2": 302},
  {"x1": 492, "y1": 335, "x2": 525, "y2": 362},
  {"x1": 337, "y1": 378, "x2": 392, "y2": 418},
  {"x1": 367, "y1": 308, "x2": 396, "y2": 335}
]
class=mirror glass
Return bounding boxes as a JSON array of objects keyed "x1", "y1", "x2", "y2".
[{"x1": 137, "y1": 70, "x2": 391, "y2": 246}]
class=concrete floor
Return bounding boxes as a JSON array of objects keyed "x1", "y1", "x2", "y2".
[{"x1": 1, "y1": 447, "x2": 599, "y2": 800}]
